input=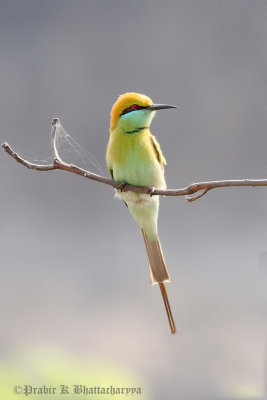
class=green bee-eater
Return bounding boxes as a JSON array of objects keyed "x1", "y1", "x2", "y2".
[{"x1": 106, "y1": 92, "x2": 177, "y2": 334}]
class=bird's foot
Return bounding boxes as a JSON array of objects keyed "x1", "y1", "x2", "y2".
[
  {"x1": 148, "y1": 186, "x2": 155, "y2": 197},
  {"x1": 118, "y1": 182, "x2": 127, "y2": 192}
]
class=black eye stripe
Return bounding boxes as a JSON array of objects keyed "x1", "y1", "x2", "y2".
[{"x1": 121, "y1": 104, "x2": 147, "y2": 116}]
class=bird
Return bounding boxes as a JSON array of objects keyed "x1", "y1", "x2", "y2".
[{"x1": 106, "y1": 92, "x2": 177, "y2": 334}]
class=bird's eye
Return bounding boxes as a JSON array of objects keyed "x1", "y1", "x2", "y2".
[{"x1": 121, "y1": 104, "x2": 145, "y2": 116}]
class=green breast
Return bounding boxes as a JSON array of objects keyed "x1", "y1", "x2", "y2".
[{"x1": 108, "y1": 130, "x2": 165, "y2": 189}]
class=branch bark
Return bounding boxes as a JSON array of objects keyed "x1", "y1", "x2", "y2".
[{"x1": 2, "y1": 118, "x2": 267, "y2": 202}]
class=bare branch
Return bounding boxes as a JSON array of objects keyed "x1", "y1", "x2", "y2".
[
  {"x1": 2, "y1": 118, "x2": 267, "y2": 201},
  {"x1": 185, "y1": 188, "x2": 210, "y2": 202},
  {"x1": 2, "y1": 141, "x2": 56, "y2": 171},
  {"x1": 51, "y1": 118, "x2": 63, "y2": 163}
]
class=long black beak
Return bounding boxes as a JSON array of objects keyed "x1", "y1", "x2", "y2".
[{"x1": 147, "y1": 104, "x2": 178, "y2": 111}]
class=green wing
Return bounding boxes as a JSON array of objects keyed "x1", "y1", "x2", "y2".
[{"x1": 150, "y1": 135, "x2": 166, "y2": 168}]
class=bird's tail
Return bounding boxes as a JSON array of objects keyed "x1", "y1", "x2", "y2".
[{"x1": 141, "y1": 230, "x2": 177, "y2": 334}]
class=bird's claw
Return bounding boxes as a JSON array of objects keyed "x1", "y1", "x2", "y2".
[
  {"x1": 118, "y1": 182, "x2": 127, "y2": 192},
  {"x1": 149, "y1": 186, "x2": 155, "y2": 197}
]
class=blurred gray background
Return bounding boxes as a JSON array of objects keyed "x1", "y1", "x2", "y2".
[{"x1": 1, "y1": 1, "x2": 267, "y2": 399}]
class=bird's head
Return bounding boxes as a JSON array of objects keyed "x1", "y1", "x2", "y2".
[{"x1": 110, "y1": 92, "x2": 177, "y2": 132}]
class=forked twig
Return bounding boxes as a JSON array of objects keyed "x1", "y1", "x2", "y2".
[{"x1": 2, "y1": 118, "x2": 267, "y2": 201}]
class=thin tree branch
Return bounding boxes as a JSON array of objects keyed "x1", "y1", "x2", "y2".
[
  {"x1": 185, "y1": 188, "x2": 210, "y2": 202},
  {"x1": 2, "y1": 118, "x2": 267, "y2": 201},
  {"x1": 51, "y1": 117, "x2": 63, "y2": 163}
]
